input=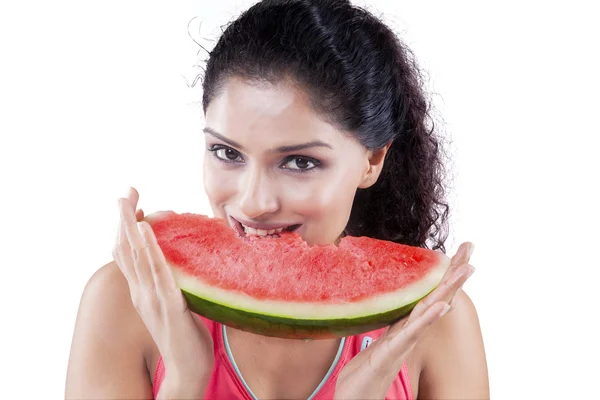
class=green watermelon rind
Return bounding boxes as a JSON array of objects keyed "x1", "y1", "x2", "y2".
[
  {"x1": 173, "y1": 260, "x2": 447, "y2": 339},
  {"x1": 182, "y1": 288, "x2": 428, "y2": 339}
]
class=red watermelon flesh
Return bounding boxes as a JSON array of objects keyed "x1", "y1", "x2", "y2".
[{"x1": 145, "y1": 211, "x2": 450, "y2": 339}]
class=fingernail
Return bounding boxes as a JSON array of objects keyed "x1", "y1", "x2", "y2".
[
  {"x1": 451, "y1": 246, "x2": 464, "y2": 265},
  {"x1": 467, "y1": 265, "x2": 475, "y2": 278},
  {"x1": 440, "y1": 304, "x2": 451, "y2": 317},
  {"x1": 125, "y1": 187, "x2": 132, "y2": 198},
  {"x1": 468, "y1": 243, "x2": 475, "y2": 259},
  {"x1": 452, "y1": 265, "x2": 473, "y2": 285}
]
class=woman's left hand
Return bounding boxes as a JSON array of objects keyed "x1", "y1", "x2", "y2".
[{"x1": 334, "y1": 242, "x2": 475, "y2": 399}]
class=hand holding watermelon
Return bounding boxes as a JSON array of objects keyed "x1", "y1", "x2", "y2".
[
  {"x1": 112, "y1": 188, "x2": 214, "y2": 399},
  {"x1": 334, "y1": 243, "x2": 475, "y2": 399}
]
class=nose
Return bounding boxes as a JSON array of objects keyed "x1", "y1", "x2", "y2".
[{"x1": 238, "y1": 165, "x2": 280, "y2": 219}]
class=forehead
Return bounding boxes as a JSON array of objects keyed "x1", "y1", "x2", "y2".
[{"x1": 204, "y1": 77, "x2": 350, "y2": 148}]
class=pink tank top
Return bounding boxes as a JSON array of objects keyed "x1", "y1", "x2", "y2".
[{"x1": 152, "y1": 316, "x2": 413, "y2": 399}]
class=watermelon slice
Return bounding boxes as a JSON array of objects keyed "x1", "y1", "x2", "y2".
[{"x1": 144, "y1": 211, "x2": 450, "y2": 339}]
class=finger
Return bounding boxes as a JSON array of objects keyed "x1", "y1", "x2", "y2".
[
  {"x1": 120, "y1": 197, "x2": 154, "y2": 288},
  {"x1": 138, "y1": 221, "x2": 180, "y2": 301},
  {"x1": 389, "y1": 301, "x2": 449, "y2": 351},
  {"x1": 444, "y1": 243, "x2": 472, "y2": 283},
  {"x1": 401, "y1": 263, "x2": 473, "y2": 328},
  {"x1": 410, "y1": 264, "x2": 474, "y2": 319},
  {"x1": 114, "y1": 200, "x2": 138, "y2": 285},
  {"x1": 372, "y1": 301, "x2": 450, "y2": 370},
  {"x1": 125, "y1": 187, "x2": 144, "y2": 221},
  {"x1": 421, "y1": 242, "x2": 469, "y2": 306},
  {"x1": 127, "y1": 187, "x2": 144, "y2": 222},
  {"x1": 127, "y1": 186, "x2": 140, "y2": 210},
  {"x1": 447, "y1": 242, "x2": 472, "y2": 274},
  {"x1": 406, "y1": 243, "x2": 472, "y2": 321},
  {"x1": 450, "y1": 268, "x2": 475, "y2": 307},
  {"x1": 136, "y1": 208, "x2": 145, "y2": 222}
]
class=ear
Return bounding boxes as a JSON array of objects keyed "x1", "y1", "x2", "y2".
[{"x1": 358, "y1": 142, "x2": 392, "y2": 189}]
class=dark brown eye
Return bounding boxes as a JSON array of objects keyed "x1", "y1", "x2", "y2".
[
  {"x1": 282, "y1": 156, "x2": 319, "y2": 171},
  {"x1": 295, "y1": 157, "x2": 310, "y2": 169},
  {"x1": 225, "y1": 149, "x2": 238, "y2": 160},
  {"x1": 213, "y1": 147, "x2": 243, "y2": 163}
]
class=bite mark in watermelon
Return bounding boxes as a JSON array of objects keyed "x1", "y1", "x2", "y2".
[{"x1": 145, "y1": 211, "x2": 451, "y2": 339}]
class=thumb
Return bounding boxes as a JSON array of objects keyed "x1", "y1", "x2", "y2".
[{"x1": 136, "y1": 208, "x2": 145, "y2": 222}]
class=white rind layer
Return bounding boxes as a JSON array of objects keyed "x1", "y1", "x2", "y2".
[{"x1": 171, "y1": 257, "x2": 450, "y2": 320}]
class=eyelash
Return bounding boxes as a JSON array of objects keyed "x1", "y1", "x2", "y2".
[{"x1": 207, "y1": 144, "x2": 321, "y2": 173}]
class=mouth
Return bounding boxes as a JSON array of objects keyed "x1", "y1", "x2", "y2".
[{"x1": 228, "y1": 216, "x2": 301, "y2": 238}]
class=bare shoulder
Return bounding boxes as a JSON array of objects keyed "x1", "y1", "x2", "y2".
[
  {"x1": 420, "y1": 289, "x2": 482, "y2": 347},
  {"x1": 80, "y1": 261, "x2": 144, "y2": 337},
  {"x1": 85, "y1": 260, "x2": 129, "y2": 299},
  {"x1": 65, "y1": 261, "x2": 155, "y2": 399},
  {"x1": 415, "y1": 289, "x2": 490, "y2": 399}
]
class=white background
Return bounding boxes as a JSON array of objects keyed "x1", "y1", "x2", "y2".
[{"x1": 1, "y1": 0, "x2": 598, "y2": 398}]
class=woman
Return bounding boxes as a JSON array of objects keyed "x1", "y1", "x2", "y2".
[{"x1": 65, "y1": 0, "x2": 489, "y2": 398}]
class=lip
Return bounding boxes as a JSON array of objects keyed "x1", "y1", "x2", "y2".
[{"x1": 228, "y1": 215, "x2": 302, "y2": 233}]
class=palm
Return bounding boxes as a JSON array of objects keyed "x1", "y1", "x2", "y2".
[{"x1": 335, "y1": 242, "x2": 475, "y2": 399}]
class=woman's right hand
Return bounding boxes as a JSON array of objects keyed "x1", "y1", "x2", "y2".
[{"x1": 112, "y1": 187, "x2": 214, "y2": 399}]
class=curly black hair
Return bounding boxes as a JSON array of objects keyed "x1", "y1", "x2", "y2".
[{"x1": 191, "y1": 0, "x2": 451, "y2": 252}]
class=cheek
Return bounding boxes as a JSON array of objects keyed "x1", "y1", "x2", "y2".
[
  {"x1": 289, "y1": 179, "x2": 354, "y2": 215},
  {"x1": 283, "y1": 165, "x2": 360, "y2": 230},
  {"x1": 203, "y1": 157, "x2": 235, "y2": 208}
]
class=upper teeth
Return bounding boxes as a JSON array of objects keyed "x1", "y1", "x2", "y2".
[{"x1": 241, "y1": 224, "x2": 284, "y2": 236}]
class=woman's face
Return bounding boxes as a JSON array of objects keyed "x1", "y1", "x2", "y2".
[{"x1": 203, "y1": 77, "x2": 382, "y2": 246}]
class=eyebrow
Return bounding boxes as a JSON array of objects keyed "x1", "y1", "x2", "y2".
[
  {"x1": 203, "y1": 127, "x2": 244, "y2": 150},
  {"x1": 203, "y1": 127, "x2": 333, "y2": 153}
]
